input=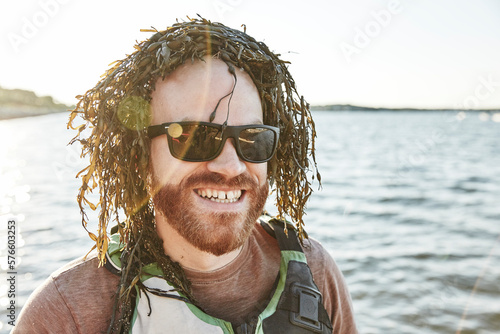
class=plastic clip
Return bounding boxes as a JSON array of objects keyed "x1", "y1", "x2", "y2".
[{"x1": 289, "y1": 283, "x2": 323, "y2": 333}]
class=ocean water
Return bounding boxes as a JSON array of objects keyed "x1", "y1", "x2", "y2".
[{"x1": 0, "y1": 110, "x2": 499, "y2": 333}]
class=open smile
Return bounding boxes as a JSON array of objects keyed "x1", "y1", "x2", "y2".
[{"x1": 196, "y1": 188, "x2": 243, "y2": 204}]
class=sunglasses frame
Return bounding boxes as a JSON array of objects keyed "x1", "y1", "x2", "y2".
[{"x1": 147, "y1": 121, "x2": 280, "y2": 163}]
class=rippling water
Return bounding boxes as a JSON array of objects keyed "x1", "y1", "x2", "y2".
[{"x1": 1, "y1": 111, "x2": 499, "y2": 333}]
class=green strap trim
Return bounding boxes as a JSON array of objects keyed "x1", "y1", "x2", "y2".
[
  {"x1": 140, "y1": 263, "x2": 163, "y2": 281},
  {"x1": 107, "y1": 234, "x2": 124, "y2": 268},
  {"x1": 130, "y1": 285, "x2": 140, "y2": 334},
  {"x1": 254, "y1": 250, "x2": 306, "y2": 332},
  {"x1": 107, "y1": 234, "x2": 164, "y2": 280},
  {"x1": 185, "y1": 303, "x2": 234, "y2": 334}
]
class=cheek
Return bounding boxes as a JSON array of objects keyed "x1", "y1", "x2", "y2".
[
  {"x1": 150, "y1": 139, "x2": 193, "y2": 185},
  {"x1": 248, "y1": 162, "x2": 268, "y2": 186}
]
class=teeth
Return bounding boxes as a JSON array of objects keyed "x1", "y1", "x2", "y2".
[{"x1": 196, "y1": 188, "x2": 242, "y2": 203}]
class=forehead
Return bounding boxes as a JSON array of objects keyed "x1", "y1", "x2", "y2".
[{"x1": 150, "y1": 58, "x2": 262, "y2": 124}]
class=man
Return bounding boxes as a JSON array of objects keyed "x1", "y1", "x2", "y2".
[{"x1": 15, "y1": 17, "x2": 357, "y2": 333}]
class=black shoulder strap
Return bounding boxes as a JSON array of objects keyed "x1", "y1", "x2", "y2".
[
  {"x1": 259, "y1": 216, "x2": 334, "y2": 333},
  {"x1": 260, "y1": 217, "x2": 303, "y2": 252}
]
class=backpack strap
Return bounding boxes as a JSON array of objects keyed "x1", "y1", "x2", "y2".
[
  {"x1": 259, "y1": 216, "x2": 304, "y2": 252},
  {"x1": 259, "y1": 215, "x2": 334, "y2": 333}
]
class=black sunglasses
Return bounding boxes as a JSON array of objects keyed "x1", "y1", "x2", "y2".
[{"x1": 147, "y1": 121, "x2": 279, "y2": 163}]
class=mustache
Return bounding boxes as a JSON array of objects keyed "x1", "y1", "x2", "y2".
[{"x1": 182, "y1": 172, "x2": 258, "y2": 189}]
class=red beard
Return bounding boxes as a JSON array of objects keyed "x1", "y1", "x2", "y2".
[{"x1": 152, "y1": 172, "x2": 269, "y2": 256}]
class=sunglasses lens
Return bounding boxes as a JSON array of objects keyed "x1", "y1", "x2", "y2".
[
  {"x1": 165, "y1": 123, "x2": 277, "y2": 162},
  {"x1": 169, "y1": 124, "x2": 221, "y2": 161},
  {"x1": 238, "y1": 127, "x2": 277, "y2": 162}
]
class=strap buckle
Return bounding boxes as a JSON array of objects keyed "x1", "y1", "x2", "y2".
[{"x1": 289, "y1": 283, "x2": 323, "y2": 333}]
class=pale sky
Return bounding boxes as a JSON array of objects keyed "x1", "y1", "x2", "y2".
[{"x1": 1, "y1": 0, "x2": 500, "y2": 109}]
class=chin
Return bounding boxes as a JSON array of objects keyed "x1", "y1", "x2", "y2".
[{"x1": 152, "y1": 172, "x2": 269, "y2": 256}]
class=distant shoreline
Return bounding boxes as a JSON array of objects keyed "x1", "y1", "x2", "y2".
[
  {"x1": 2, "y1": 84, "x2": 499, "y2": 121},
  {"x1": 0, "y1": 107, "x2": 70, "y2": 121},
  {"x1": 0, "y1": 86, "x2": 72, "y2": 121},
  {"x1": 310, "y1": 104, "x2": 500, "y2": 112}
]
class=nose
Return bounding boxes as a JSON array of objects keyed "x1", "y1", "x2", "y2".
[{"x1": 206, "y1": 139, "x2": 246, "y2": 178}]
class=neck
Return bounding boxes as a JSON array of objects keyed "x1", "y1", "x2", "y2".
[{"x1": 155, "y1": 214, "x2": 242, "y2": 272}]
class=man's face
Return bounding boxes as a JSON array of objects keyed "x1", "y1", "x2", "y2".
[{"x1": 149, "y1": 58, "x2": 269, "y2": 256}]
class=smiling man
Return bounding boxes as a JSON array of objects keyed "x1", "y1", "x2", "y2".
[
  {"x1": 15, "y1": 17, "x2": 357, "y2": 333},
  {"x1": 149, "y1": 60, "x2": 270, "y2": 266}
]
